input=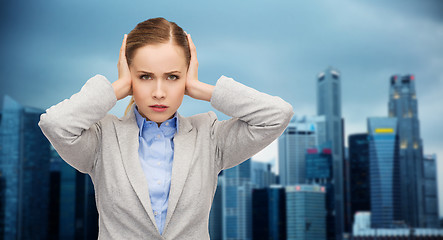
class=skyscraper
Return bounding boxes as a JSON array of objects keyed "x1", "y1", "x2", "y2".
[
  {"x1": 305, "y1": 144, "x2": 334, "y2": 240},
  {"x1": 317, "y1": 66, "x2": 345, "y2": 239},
  {"x1": 49, "y1": 147, "x2": 99, "y2": 240},
  {"x1": 367, "y1": 117, "x2": 401, "y2": 228},
  {"x1": 222, "y1": 158, "x2": 253, "y2": 240},
  {"x1": 422, "y1": 154, "x2": 439, "y2": 228},
  {"x1": 251, "y1": 161, "x2": 276, "y2": 188},
  {"x1": 388, "y1": 74, "x2": 425, "y2": 227},
  {"x1": 209, "y1": 173, "x2": 223, "y2": 240},
  {"x1": 286, "y1": 184, "x2": 326, "y2": 240},
  {"x1": 278, "y1": 115, "x2": 325, "y2": 185},
  {"x1": 348, "y1": 134, "x2": 370, "y2": 226},
  {"x1": 252, "y1": 185, "x2": 286, "y2": 240},
  {"x1": 0, "y1": 95, "x2": 50, "y2": 240}
]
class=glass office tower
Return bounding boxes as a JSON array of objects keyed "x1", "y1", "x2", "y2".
[
  {"x1": 222, "y1": 158, "x2": 253, "y2": 240},
  {"x1": 348, "y1": 133, "x2": 370, "y2": 226},
  {"x1": 317, "y1": 67, "x2": 345, "y2": 239},
  {"x1": 286, "y1": 184, "x2": 326, "y2": 240},
  {"x1": 422, "y1": 154, "x2": 439, "y2": 228},
  {"x1": 252, "y1": 185, "x2": 286, "y2": 240},
  {"x1": 0, "y1": 95, "x2": 50, "y2": 240},
  {"x1": 305, "y1": 144, "x2": 334, "y2": 240},
  {"x1": 367, "y1": 117, "x2": 401, "y2": 228},
  {"x1": 209, "y1": 174, "x2": 223, "y2": 240},
  {"x1": 278, "y1": 115, "x2": 325, "y2": 185},
  {"x1": 388, "y1": 74, "x2": 425, "y2": 227}
]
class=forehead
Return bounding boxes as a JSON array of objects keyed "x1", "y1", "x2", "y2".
[{"x1": 131, "y1": 43, "x2": 187, "y2": 72}]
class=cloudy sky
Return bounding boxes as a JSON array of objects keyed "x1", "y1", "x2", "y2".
[{"x1": 1, "y1": 0, "x2": 442, "y2": 216}]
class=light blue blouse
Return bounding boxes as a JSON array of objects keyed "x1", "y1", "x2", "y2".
[{"x1": 134, "y1": 105, "x2": 179, "y2": 235}]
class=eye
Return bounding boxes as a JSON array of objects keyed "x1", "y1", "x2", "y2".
[
  {"x1": 168, "y1": 75, "x2": 179, "y2": 80},
  {"x1": 140, "y1": 74, "x2": 152, "y2": 80}
]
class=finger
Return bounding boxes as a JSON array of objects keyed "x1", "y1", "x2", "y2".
[
  {"x1": 187, "y1": 34, "x2": 196, "y2": 54},
  {"x1": 119, "y1": 34, "x2": 127, "y2": 60},
  {"x1": 187, "y1": 34, "x2": 198, "y2": 62}
]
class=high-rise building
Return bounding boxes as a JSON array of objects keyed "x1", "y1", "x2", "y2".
[
  {"x1": 222, "y1": 158, "x2": 253, "y2": 240},
  {"x1": 305, "y1": 143, "x2": 334, "y2": 240},
  {"x1": 286, "y1": 184, "x2": 326, "y2": 240},
  {"x1": 317, "y1": 66, "x2": 345, "y2": 239},
  {"x1": 251, "y1": 161, "x2": 276, "y2": 188},
  {"x1": 48, "y1": 146, "x2": 62, "y2": 239},
  {"x1": 367, "y1": 117, "x2": 401, "y2": 228},
  {"x1": 209, "y1": 172, "x2": 223, "y2": 240},
  {"x1": 74, "y1": 170, "x2": 98, "y2": 239},
  {"x1": 278, "y1": 115, "x2": 325, "y2": 185},
  {"x1": 422, "y1": 154, "x2": 439, "y2": 228},
  {"x1": 48, "y1": 145, "x2": 99, "y2": 240},
  {"x1": 0, "y1": 169, "x2": 6, "y2": 239},
  {"x1": 348, "y1": 134, "x2": 370, "y2": 227},
  {"x1": 0, "y1": 95, "x2": 50, "y2": 240},
  {"x1": 388, "y1": 74, "x2": 425, "y2": 227},
  {"x1": 252, "y1": 185, "x2": 286, "y2": 240}
]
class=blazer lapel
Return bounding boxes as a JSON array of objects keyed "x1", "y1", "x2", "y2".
[
  {"x1": 114, "y1": 104, "x2": 159, "y2": 233},
  {"x1": 163, "y1": 111, "x2": 196, "y2": 232},
  {"x1": 114, "y1": 104, "x2": 196, "y2": 234}
]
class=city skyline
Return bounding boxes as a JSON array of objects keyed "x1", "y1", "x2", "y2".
[{"x1": 1, "y1": 0, "x2": 442, "y2": 217}]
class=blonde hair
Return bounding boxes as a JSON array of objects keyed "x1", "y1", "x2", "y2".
[
  {"x1": 123, "y1": 17, "x2": 191, "y2": 116},
  {"x1": 124, "y1": 97, "x2": 136, "y2": 116}
]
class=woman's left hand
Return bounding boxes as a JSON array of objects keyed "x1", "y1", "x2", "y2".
[{"x1": 184, "y1": 33, "x2": 215, "y2": 102}]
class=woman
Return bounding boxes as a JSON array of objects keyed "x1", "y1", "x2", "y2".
[{"x1": 38, "y1": 17, "x2": 294, "y2": 239}]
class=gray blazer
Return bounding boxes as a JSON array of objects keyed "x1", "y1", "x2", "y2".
[{"x1": 38, "y1": 74, "x2": 294, "y2": 239}]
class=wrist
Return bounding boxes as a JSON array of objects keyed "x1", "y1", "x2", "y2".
[
  {"x1": 189, "y1": 80, "x2": 214, "y2": 102},
  {"x1": 112, "y1": 79, "x2": 128, "y2": 100}
]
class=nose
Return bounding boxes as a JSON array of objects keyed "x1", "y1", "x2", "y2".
[{"x1": 152, "y1": 80, "x2": 166, "y2": 100}]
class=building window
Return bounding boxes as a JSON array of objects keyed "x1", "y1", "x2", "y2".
[{"x1": 400, "y1": 140, "x2": 407, "y2": 149}]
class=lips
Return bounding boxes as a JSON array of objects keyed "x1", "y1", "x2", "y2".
[
  {"x1": 149, "y1": 104, "x2": 169, "y2": 112},
  {"x1": 150, "y1": 104, "x2": 168, "y2": 108}
]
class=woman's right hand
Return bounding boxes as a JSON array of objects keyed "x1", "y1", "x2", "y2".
[{"x1": 112, "y1": 34, "x2": 133, "y2": 101}]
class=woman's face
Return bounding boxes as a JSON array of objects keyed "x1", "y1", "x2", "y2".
[{"x1": 130, "y1": 42, "x2": 188, "y2": 126}]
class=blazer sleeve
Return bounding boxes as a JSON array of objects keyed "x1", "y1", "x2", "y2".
[
  {"x1": 38, "y1": 74, "x2": 117, "y2": 174},
  {"x1": 209, "y1": 75, "x2": 294, "y2": 171}
]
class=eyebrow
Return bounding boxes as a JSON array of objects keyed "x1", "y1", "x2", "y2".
[{"x1": 137, "y1": 70, "x2": 182, "y2": 75}]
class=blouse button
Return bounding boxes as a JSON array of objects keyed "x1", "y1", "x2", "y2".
[
  {"x1": 157, "y1": 134, "x2": 161, "y2": 138},
  {"x1": 165, "y1": 122, "x2": 169, "y2": 126}
]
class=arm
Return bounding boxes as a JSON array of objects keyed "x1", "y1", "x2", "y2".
[
  {"x1": 209, "y1": 75, "x2": 294, "y2": 171},
  {"x1": 39, "y1": 34, "x2": 131, "y2": 174},
  {"x1": 38, "y1": 75, "x2": 117, "y2": 174},
  {"x1": 182, "y1": 33, "x2": 294, "y2": 171}
]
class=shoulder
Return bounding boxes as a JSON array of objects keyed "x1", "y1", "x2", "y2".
[
  {"x1": 178, "y1": 111, "x2": 220, "y2": 134},
  {"x1": 186, "y1": 111, "x2": 218, "y2": 125},
  {"x1": 95, "y1": 113, "x2": 122, "y2": 128}
]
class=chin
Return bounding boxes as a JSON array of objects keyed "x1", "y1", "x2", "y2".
[{"x1": 147, "y1": 112, "x2": 172, "y2": 122}]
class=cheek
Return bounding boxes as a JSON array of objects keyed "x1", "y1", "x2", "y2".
[
  {"x1": 132, "y1": 84, "x2": 150, "y2": 102},
  {"x1": 171, "y1": 84, "x2": 186, "y2": 101},
  {"x1": 176, "y1": 83, "x2": 186, "y2": 95}
]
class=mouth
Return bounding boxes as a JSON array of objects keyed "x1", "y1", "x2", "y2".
[
  {"x1": 150, "y1": 104, "x2": 168, "y2": 108},
  {"x1": 150, "y1": 104, "x2": 168, "y2": 112}
]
